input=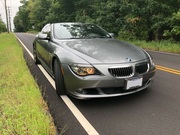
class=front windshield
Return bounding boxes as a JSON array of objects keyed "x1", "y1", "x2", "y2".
[{"x1": 53, "y1": 23, "x2": 112, "y2": 39}]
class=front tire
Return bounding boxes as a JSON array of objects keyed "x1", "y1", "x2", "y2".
[{"x1": 54, "y1": 59, "x2": 66, "y2": 96}]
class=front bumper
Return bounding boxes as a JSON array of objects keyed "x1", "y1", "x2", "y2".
[{"x1": 63, "y1": 63, "x2": 156, "y2": 99}]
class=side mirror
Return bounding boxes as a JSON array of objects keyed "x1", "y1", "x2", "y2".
[
  {"x1": 109, "y1": 33, "x2": 115, "y2": 38},
  {"x1": 38, "y1": 33, "x2": 49, "y2": 40}
]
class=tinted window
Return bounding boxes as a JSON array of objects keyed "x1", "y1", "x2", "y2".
[{"x1": 53, "y1": 23, "x2": 111, "y2": 39}]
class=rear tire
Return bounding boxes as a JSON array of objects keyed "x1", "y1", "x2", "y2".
[{"x1": 54, "y1": 59, "x2": 66, "y2": 96}]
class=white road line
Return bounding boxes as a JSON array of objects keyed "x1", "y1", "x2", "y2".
[
  {"x1": 61, "y1": 96, "x2": 99, "y2": 135},
  {"x1": 15, "y1": 33, "x2": 100, "y2": 135},
  {"x1": 16, "y1": 34, "x2": 34, "y2": 58}
]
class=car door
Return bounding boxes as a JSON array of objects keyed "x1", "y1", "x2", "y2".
[{"x1": 37, "y1": 24, "x2": 52, "y2": 70}]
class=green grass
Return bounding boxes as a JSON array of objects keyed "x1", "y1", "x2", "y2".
[
  {"x1": 127, "y1": 40, "x2": 180, "y2": 54},
  {"x1": 27, "y1": 30, "x2": 38, "y2": 34},
  {"x1": 0, "y1": 33, "x2": 56, "y2": 135}
]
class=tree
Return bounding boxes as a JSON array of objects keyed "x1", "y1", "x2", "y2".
[
  {"x1": 46, "y1": 0, "x2": 75, "y2": 23},
  {"x1": 93, "y1": 1, "x2": 122, "y2": 34},
  {"x1": 74, "y1": 0, "x2": 95, "y2": 22},
  {"x1": 117, "y1": 0, "x2": 180, "y2": 41},
  {"x1": 0, "y1": 18, "x2": 7, "y2": 33},
  {"x1": 14, "y1": 0, "x2": 30, "y2": 32},
  {"x1": 164, "y1": 11, "x2": 180, "y2": 41},
  {"x1": 27, "y1": 0, "x2": 52, "y2": 30},
  {"x1": 13, "y1": 0, "x2": 180, "y2": 41}
]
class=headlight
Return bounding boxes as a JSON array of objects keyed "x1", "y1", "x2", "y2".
[{"x1": 70, "y1": 64, "x2": 101, "y2": 76}]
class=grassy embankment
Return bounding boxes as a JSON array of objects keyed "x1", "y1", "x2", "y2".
[
  {"x1": 0, "y1": 33, "x2": 56, "y2": 135},
  {"x1": 127, "y1": 40, "x2": 180, "y2": 54}
]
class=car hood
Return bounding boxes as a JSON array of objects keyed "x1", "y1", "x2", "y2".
[{"x1": 57, "y1": 38, "x2": 148, "y2": 64}]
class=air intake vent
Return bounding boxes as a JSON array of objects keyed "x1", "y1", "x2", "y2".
[
  {"x1": 108, "y1": 66, "x2": 133, "y2": 77},
  {"x1": 135, "y1": 62, "x2": 148, "y2": 74}
]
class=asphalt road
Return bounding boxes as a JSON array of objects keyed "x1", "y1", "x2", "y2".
[{"x1": 15, "y1": 33, "x2": 180, "y2": 135}]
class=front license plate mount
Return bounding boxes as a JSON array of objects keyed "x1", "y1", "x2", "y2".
[{"x1": 125, "y1": 77, "x2": 143, "y2": 90}]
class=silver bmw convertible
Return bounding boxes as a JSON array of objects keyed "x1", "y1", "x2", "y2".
[{"x1": 33, "y1": 23, "x2": 156, "y2": 99}]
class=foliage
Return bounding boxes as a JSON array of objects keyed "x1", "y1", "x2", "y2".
[
  {"x1": 163, "y1": 11, "x2": 180, "y2": 41},
  {"x1": 14, "y1": 0, "x2": 30, "y2": 32},
  {"x1": 13, "y1": 0, "x2": 180, "y2": 42},
  {"x1": 46, "y1": 0, "x2": 75, "y2": 23},
  {"x1": 0, "y1": 18, "x2": 7, "y2": 33},
  {"x1": 27, "y1": 0, "x2": 52, "y2": 30}
]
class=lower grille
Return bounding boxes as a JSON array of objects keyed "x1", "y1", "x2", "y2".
[
  {"x1": 135, "y1": 62, "x2": 148, "y2": 74},
  {"x1": 108, "y1": 66, "x2": 133, "y2": 77}
]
